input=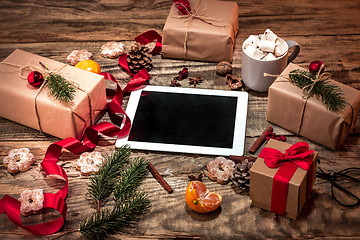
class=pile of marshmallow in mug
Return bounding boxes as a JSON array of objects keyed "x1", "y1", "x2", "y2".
[{"x1": 243, "y1": 29, "x2": 288, "y2": 61}]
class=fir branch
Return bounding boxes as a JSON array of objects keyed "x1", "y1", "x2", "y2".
[
  {"x1": 288, "y1": 69, "x2": 347, "y2": 112},
  {"x1": 80, "y1": 193, "x2": 150, "y2": 240},
  {"x1": 113, "y1": 157, "x2": 149, "y2": 202},
  {"x1": 45, "y1": 73, "x2": 76, "y2": 102},
  {"x1": 87, "y1": 146, "x2": 131, "y2": 209}
]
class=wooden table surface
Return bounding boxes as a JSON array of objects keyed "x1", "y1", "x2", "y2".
[{"x1": 1, "y1": 0, "x2": 360, "y2": 239}]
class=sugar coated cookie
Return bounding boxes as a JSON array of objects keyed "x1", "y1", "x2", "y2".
[
  {"x1": 19, "y1": 189, "x2": 44, "y2": 216},
  {"x1": 207, "y1": 157, "x2": 235, "y2": 184},
  {"x1": 3, "y1": 148, "x2": 35, "y2": 173},
  {"x1": 100, "y1": 41, "x2": 125, "y2": 59},
  {"x1": 67, "y1": 49, "x2": 93, "y2": 65},
  {"x1": 76, "y1": 151, "x2": 104, "y2": 176}
]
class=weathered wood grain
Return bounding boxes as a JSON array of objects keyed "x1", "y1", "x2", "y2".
[{"x1": 0, "y1": 0, "x2": 360, "y2": 239}]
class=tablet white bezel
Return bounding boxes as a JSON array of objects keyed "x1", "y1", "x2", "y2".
[{"x1": 115, "y1": 86, "x2": 248, "y2": 156}]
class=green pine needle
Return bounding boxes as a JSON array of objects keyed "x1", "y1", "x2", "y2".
[
  {"x1": 87, "y1": 146, "x2": 131, "y2": 207},
  {"x1": 288, "y1": 69, "x2": 347, "y2": 112},
  {"x1": 113, "y1": 157, "x2": 149, "y2": 201},
  {"x1": 80, "y1": 193, "x2": 150, "y2": 240},
  {"x1": 45, "y1": 73, "x2": 76, "y2": 102},
  {"x1": 80, "y1": 146, "x2": 150, "y2": 240}
]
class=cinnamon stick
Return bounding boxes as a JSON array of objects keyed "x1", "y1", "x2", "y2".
[
  {"x1": 229, "y1": 155, "x2": 257, "y2": 163},
  {"x1": 249, "y1": 126, "x2": 273, "y2": 154},
  {"x1": 148, "y1": 162, "x2": 173, "y2": 194}
]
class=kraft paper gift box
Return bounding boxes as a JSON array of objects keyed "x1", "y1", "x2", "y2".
[
  {"x1": 162, "y1": 0, "x2": 239, "y2": 62},
  {"x1": 267, "y1": 63, "x2": 360, "y2": 150},
  {"x1": 0, "y1": 49, "x2": 107, "y2": 140},
  {"x1": 250, "y1": 139, "x2": 318, "y2": 219}
]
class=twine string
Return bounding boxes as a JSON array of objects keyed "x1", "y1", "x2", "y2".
[
  {"x1": 172, "y1": 0, "x2": 231, "y2": 59},
  {"x1": 264, "y1": 68, "x2": 353, "y2": 138},
  {"x1": 0, "y1": 61, "x2": 93, "y2": 132}
]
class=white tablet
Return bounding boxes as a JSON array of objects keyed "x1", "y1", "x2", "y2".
[{"x1": 115, "y1": 86, "x2": 248, "y2": 156}]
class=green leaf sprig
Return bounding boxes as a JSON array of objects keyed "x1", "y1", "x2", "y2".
[{"x1": 288, "y1": 69, "x2": 347, "y2": 112}]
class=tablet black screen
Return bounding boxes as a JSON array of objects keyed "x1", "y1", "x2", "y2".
[{"x1": 128, "y1": 91, "x2": 238, "y2": 148}]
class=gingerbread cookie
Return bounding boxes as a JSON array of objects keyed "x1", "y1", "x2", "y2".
[
  {"x1": 67, "y1": 49, "x2": 93, "y2": 65},
  {"x1": 3, "y1": 148, "x2": 35, "y2": 173},
  {"x1": 76, "y1": 151, "x2": 104, "y2": 176},
  {"x1": 100, "y1": 41, "x2": 125, "y2": 59},
  {"x1": 19, "y1": 189, "x2": 44, "y2": 216},
  {"x1": 207, "y1": 157, "x2": 235, "y2": 184}
]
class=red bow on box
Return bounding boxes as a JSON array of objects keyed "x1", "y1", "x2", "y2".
[{"x1": 259, "y1": 141, "x2": 315, "y2": 216}]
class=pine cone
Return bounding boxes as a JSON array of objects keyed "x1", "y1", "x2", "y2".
[
  {"x1": 231, "y1": 159, "x2": 254, "y2": 189},
  {"x1": 127, "y1": 43, "x2": 153, "y2": 74}
]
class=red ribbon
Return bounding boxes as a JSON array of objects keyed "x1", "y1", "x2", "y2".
[
  {"x1": 134, "y1": 30, "x2": 162, "y2": 55},
  {"x1": 259, "y1": 141, "x2": 314, "y2": 216},
  {"x1": 0, "y1": 69, "x2": 150, "y2": 235}
]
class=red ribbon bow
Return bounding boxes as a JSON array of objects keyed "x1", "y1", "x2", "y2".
[
  {"x1": 259, "y1": 141, "x2": 315, "y2": 216},
  {"x1": 259, "y1": 141, "x2": 314, "y2": 171}
]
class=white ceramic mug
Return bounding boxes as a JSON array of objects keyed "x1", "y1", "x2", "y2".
[{"x1": 241, "y1": 40, "x2": 300, "y2": 92}]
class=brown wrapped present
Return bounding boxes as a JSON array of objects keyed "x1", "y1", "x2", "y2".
[
  {"x1": 250, "y1": 139, "x2": 318, "y2": 219},
  {"x1": 267, "y1": 63, "x2": 360, "y2": 150},
  {"x1": 162, "y1": 0, "x2": 239, "y2": 62},
  {"x1": 0, "y1": 49, "x2": 107, "y2": 139}
]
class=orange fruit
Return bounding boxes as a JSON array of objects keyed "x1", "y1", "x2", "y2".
[
  {"x1": 75, "y1": 60, "x2": 101, "y2": 74},
  {"x1": 185, "y1": 181, "x2": 222, "y2": 213}
]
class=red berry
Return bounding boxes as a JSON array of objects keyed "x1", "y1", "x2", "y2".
[
  {"x1": 178, "y1": 67, "x2": 189, "y2": 80},
  {"x1": 27, "y1": 71, "x2": 44, "y2": 87},
  {"x1": 309, "y1": 60, "x2": 325, "y2": 74}
]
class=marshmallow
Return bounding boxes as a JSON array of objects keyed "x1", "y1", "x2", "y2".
[
  {"x1": 262, "y1": 29, "x2": 278, "y2": 41},
  {"x1": 262, "y1": 53, "x2": 277, "y2": 61},
  {"x1": 253, "y1": 49, "x2": 266, "y2": 60},
  {"x1": 274, "y1": 38, "x2": 288, "y2": 57},
  {"x1": 243, "y1": 29, "x2": 288, "y2": 61},
  {"x1": 259, "y1": 40, "x2": 276, "y2": 53},
  {"x1": 244, "y1": 45, "x2": 257, "y2": 57},
  {"x1": 243, "y1": 35, "x2": 260, "y2": 48}
]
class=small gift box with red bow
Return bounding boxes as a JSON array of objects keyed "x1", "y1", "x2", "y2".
[{"x1": 250, "y1": 139, "x2": 318, "y2": 219}]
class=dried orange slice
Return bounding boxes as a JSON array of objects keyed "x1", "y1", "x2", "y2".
[
  {"x1": 185, "y1": 181, "x2": 222, "y2": 213},
  {"x1": 75, "y1": 59, "x2": 101, "y2": 74}
]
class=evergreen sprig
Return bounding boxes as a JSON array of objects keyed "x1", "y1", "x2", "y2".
[
  {"x1": 80, "y1": 193, "x2": 150, "y2": 240},
  {"x1": 113, "y1": 157, "x2": 149, "y2": 201},
  {"x1": 45, "y1": 73, "x2": 76, "y2": 102},
  {"x1": 79, "y1": 146, "x2": 150, "y2": 240},
  {"x1": 87, "y1": 146, "x2": 131, "y2": 209},
  {"x1": 288, "y1": 69, "x2": 347, "y2": 112}
]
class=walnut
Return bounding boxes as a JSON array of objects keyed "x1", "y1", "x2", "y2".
[{"x1": 216, "y1": 61, "x2": 232, "y2": 76}]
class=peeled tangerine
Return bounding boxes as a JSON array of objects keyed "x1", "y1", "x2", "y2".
[{"x1": 185, "y1": 181, "x2": 222, "y2": 213}]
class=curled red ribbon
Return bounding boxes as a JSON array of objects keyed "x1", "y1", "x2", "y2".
[
  {"x1": 134, "y1": 30, "x2": 162, "y2": 55},
  {"x1": 0, "y1": 69, "x2": 150, "y2": 235},
  {"x1": 259, "y1": 141, "x2": 314, "y2": 216}
]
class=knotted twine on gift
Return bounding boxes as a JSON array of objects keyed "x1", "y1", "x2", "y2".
[
  {"x1": 0, "y1": 61, "x2": 93, "y2": 136},
  {"x1": 172, "y1": 0, "x2": 234, "y2": 60},
  {"x1": 264, "y1": 67, "x2": 354, "y2": 136}
]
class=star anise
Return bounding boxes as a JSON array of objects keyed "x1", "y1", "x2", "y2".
[
  {"x1": 188, "y1": 76, "x2": 203, "y2": 87},
  {"x1": 188, "y1": 173, "x2": 203, "y2": 182},
  {"x1": 170, "y1": 78, "x2": 181, "y2": 87}
]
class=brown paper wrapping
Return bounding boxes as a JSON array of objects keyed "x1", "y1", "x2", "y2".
[
  {"x1": 250, "y1": 139, "x2": 318, "y2": 219},
  {"x1": 0, "y1": 49, "x2": 107, "y2": 140},
  {"x1": 267, "y1": 63, "x2": 360, "y2": 150},
  {"x1": 162, "y1": 0, "x2": 239, "y2": 62}
]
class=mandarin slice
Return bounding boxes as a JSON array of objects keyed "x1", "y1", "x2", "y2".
[{"x1": 185, "y1": 181, "x2": 222, "y2": 213}]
